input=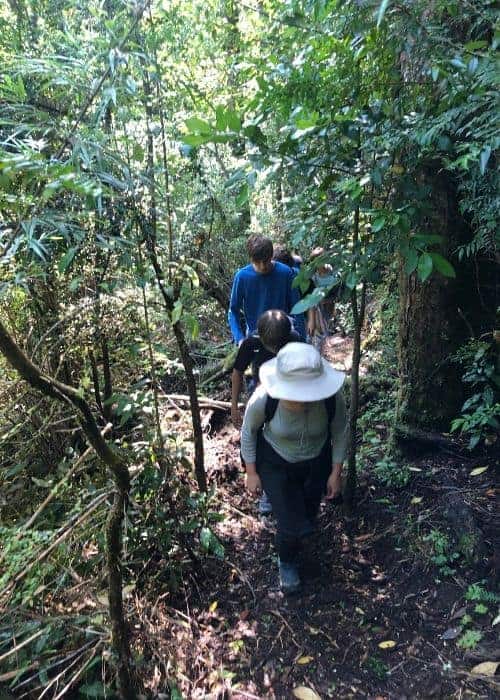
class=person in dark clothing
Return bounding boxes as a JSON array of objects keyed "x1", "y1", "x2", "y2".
[
  {"x1": 230, "y1": 310, "x2": 301, "y2": 428},
  {"x1": 241, "y1": 343, "x2": 347, "y2": 593},
  {"x1": 231, "y1": 310, "x2": 302, "y2": 515}
]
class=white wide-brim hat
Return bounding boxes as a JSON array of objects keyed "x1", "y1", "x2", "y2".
[{"x1": 259, "y1": 342, "x2": 345, "y2": 402}]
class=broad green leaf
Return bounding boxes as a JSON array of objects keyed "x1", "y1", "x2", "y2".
[
  {"x1": 185, "y1": 117, "x2": 212, "y2": 134},
  {"x1": 417, "y1": 253, "x2": 433, "y2": 281},
  {"x1": 171, "y1": 301, "x2": 183, "y2": 325},
  {"x1": 181, "y1": 134, "x2": 210, "y2": 147},
  {"x1": 215, "y1": 106, "x2": 227, "y2": 131},
  {"x1": 404, "y1": 248, "x2": 418, "y2": 275},
  {"x1": 58, "y1": 247, "x2": 78, "y2": 274},
  {"x1": 236, "y1": 183, "x2": 248, "y2": 207},
  {"x1": 429, "y1": 253, "x2": 456, "y2": 278},
  {"x1": 226, "y1": 110, "x2": 241, "y2": 131},
  {"x1": 372, "y1": 216, "x2": 386, "y2": 232},
  {"x1": 291, "y1": 288, "x2": 325, "y2": 314},
  {"x1": 345, "y1": 271, "x2": 358, "y2": 290},
  {"x1": 464, "y1": 40, "x2": 488, "y2": 51}
]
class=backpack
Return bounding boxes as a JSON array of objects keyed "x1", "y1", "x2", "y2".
[{"x1": 264, "y1": 394, "x2": 337, "y2": 425}]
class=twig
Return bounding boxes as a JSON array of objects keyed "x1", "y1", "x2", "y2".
[
  {"x1": 208, "y1": 556, "x2": 256, "y2": 605},
  {"x1": 39, "y1": 642, "x2": 101, "y2": 700},
  {"x1": 0, "y1": 629, "x2": 43, "y2": 664},
  {"x1": 160, "y1": 393, "x2": 243, "y2": 410},
  {"x1": 0, "y1": 662, "x2": 39, "y2": 682},
  {"x1": 52, "y1": 646, "x2": 101, "y2": 700},
  {"x1": 269, "y1": 610, "x2": 301, "y2": 649}
]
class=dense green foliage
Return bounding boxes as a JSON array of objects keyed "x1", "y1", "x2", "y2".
[{"x1": 0, "y1": 0, "x2": 497, "y2": 695}]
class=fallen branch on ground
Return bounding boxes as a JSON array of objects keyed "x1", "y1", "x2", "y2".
[{"x1": 160, "y1": 393, "x2": 243, "y2": 411}]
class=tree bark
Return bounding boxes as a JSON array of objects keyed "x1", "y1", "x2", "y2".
[
  {"x1": 395, "y1": 169, "x2": 472, "y2": 436},
  {"x1": 345, "y1": 280, "x2": 366, "y2": 509}
]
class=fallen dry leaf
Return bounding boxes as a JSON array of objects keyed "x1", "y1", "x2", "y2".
[
  {"x1": 292, "y1": 687, "x2": 321, "y2": 700},
  {"x1": 471, "y1": 661, "x2": 499, "y2": 676},
  {"x1": 378, "y1": 640, "x2": 396, "y2": 649},
  {"x1": 296, "y1": 655, "x2": 314, "y2": 664}
]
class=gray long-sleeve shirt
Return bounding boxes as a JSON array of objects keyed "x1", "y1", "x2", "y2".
[{"x1": 241, "y1": 385, "x2": 348, "y2": 465}]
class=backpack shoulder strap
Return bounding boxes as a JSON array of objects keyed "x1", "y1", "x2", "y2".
[
  {"x1": 325, "y1": 394, "x2": 337, "y2": 423},
  {"x1": 265, "y1": 395, "x2": 279, "y2": 423}
]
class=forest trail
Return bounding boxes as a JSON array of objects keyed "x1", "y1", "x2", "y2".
[{"x1": 142, "y1": 336, "x2": 498, "y2": 699}]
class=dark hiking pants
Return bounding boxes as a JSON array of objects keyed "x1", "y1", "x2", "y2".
[{"x1": 256, "y1": 434, "x2": 331, "y2": 563}]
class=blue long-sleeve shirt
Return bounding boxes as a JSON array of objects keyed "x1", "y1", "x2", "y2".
[{"x1": 228, "y1": 261, "x2": 306, "y2": 344}]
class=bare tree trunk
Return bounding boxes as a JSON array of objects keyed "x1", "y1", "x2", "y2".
[
  {"x1": 345, "y1": 280, "x2": 366, "y2": 509},
  {"x1": 344, "y1": 202, "x2": 367, "y2": 510},
  {"x1": 140, "y1": 58, "x2": 207, "y2": 492}
]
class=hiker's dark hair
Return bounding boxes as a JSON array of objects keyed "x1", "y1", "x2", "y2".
[
  {"x1": 247, "y1": 235, "x2": 273, "y2": 262},
  {"x1": 257, "y1": 310, "x2": 291, "y2": 351},
  {"x1": 273, "y1": 246, "x2": 295, "y2": 268}
]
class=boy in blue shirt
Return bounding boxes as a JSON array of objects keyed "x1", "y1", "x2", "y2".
[{"x1": 228, "y1": 235, "x2": 305, "y2": 345}]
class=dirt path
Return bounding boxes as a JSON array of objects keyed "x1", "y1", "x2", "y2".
[{"x1": 143, "y1": 335, "x2": 498, "y2": 699}]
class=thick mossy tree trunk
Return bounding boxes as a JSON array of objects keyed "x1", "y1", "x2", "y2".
[{"x1": 395, "y1": 169, "x2": 475, "y2": 440}]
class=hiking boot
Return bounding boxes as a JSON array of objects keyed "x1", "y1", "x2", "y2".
[
  {"x1": 258, "y1": 491, "x2": 273, "y2": 515},
  {"x1": 278, "y1": 559, "x2": 301, "y2": 594}
]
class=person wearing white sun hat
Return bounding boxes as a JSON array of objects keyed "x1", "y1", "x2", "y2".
[{"x1": 240, "y1": 342, "x2": 347, "y2": 594}]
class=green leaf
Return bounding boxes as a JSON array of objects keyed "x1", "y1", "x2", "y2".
[
  {"x1": 58, "y1": 247, "x2": 78, "y2": 274},
  {"x1": 372, "y1": 216, "x2": 386, "y2": 232},
  {"x1": 69, "y1": 276, "x2": 82, "y2": 292},
  {"x1": 226, "y1": 110, "x2": 241, "y2": 131},
  {"x1": 417, "y1": 253, "x2": 433, "y2": 281},
  {"x1": 215, "y1": 106, "x2": 228, "y2": 131},
  {"x1": 236, "y1": 183, "x2": 248, "y2": 207},
  {"x1": 185, "y1": 117, "x2": 212, "y2": 134},
  {"x1": 464, "y1": 40, "x2": 488, "y2": 51},
  {"x1": 181, "y1": 134, "x2": 210, "y2": 147},
  {"x1": 171, "y1": 301, "x2": 183, "y2": 325},
  {"x1": 377, "y1": 0, "x2": 391, "y2": 28},
  {"x1": 479, "y1": 147, "x2": 491, "y2": 175},
  {"x1": 132, "y1": 143, "x2": 144, "y2": 162},
  {"x1": 291, "y1": 288, "x2": 325, "y2": 314},
  {"x1": 429, "y1": 253, "x2": 456, "y2": 278},
  {"x1": 345, "y1": 271, "x2": 358, "y2": 290},
  {"x1": 404, "y1": 248, "x2": 418, "y2": 275}
]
